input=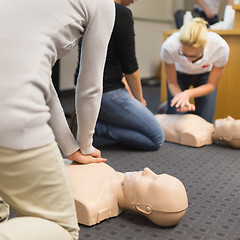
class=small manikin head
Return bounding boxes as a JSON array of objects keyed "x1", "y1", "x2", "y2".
[
  {"x1": 123, "y1": 168, "x2": 188, "y2": 226},
  {"x1": 213, "y1": 116, "x2": 240, "y2": 148}
]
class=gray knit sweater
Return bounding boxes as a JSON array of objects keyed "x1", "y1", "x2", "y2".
[{"x1": 0, "y1": 0, "x2": 115, "y2": 155}]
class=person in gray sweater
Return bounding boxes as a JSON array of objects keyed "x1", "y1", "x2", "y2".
[{"x1": 0, "y1": 0, "x2": 115, "y2": 239}]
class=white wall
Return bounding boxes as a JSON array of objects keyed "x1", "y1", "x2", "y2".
[
  {"x1": 129, "y1": 0, "x2": 185, "y2": 21},
  {"x1": 59, "y1": 0, "x2": 184, "y2": 90},
  {"x1": 133, "y1": 20, "x2": 174, "y2": 79},
  {"x1": 129, "y1": 0, "x2": 184, "y2": 79}
]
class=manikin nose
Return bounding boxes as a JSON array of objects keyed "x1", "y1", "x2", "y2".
[{"x1": 142, "y1": 168, "x2": 156, "y2": 177}]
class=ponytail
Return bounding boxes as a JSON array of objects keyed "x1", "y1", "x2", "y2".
[{"x1": 179, "y1": 18, "x2": 208, "y2": 48}]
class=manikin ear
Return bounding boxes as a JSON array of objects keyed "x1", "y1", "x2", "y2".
[{"x1": 135, "y1": 204, "x2": 153, "y2": 215}]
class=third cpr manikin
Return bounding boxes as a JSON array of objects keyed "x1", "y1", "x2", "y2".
[{"x1": 155, "y1": 114, "x2": 240, "y2": 148}]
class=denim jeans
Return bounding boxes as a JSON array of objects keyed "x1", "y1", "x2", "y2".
[
  {"x1": 167, "y1": 72, "x2": 217, "y2": 123},
  {"x1": 95, "y1": 89, "x2": 164, "y2": 150}
]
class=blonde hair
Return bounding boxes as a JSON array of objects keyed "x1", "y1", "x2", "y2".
[{"x1": 179, "y1": 18, "x2": 208, "y2": 48}]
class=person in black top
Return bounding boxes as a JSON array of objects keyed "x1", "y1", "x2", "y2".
[{"x1": 75, "y1": 0, "x2": 164, "y2": 150}]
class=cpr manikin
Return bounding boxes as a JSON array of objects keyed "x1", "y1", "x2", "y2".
[
  {"x1": 155, "y1": 114, "x2": 240, "y2": 148},
  {"x1": 66, "y1": 163, "x2": 188, "y2": 227},
  {"x1": 155, "y1": 114, "x2": 214, "y2": 147}
]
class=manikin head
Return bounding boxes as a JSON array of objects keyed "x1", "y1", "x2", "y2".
[
  {"x1": 213, "y1": 116, "x2": 240, "y2": 148},
  {"x1": 122, "y1": 168, "x2": 188, "y2": 226}
]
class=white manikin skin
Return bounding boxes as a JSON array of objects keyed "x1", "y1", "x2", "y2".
[
  {"x1": 213, "y1": 116, "x2": 240, "y2": 148},
  {"x1": 66, "y1": 163, "x2": 188, "y2": 227},
  {"x1": 155, "y1": 114, "x2": 240, "y2": 148},
  {"x1": 155, "y1": 114, "x2": 214, "y2": 147}
]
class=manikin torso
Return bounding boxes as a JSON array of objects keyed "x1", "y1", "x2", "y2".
[{"x1": 66, "y1": 163, "x2": 124, "y2": 226}]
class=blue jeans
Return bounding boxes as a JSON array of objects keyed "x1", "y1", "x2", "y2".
[
  {"x1": 95, "y1": 89, "x2": 164, "y2": 150},
  {"x1": 167, "y1": 72, "x2": 217, "y2": 123}
]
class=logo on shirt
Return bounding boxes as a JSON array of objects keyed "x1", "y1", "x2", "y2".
[{"x1": 202, "y1": 64, "x2": 210, "y2": 68}]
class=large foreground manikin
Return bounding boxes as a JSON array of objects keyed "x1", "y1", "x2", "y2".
[
  {"x1": 155, "y1": 114, "x2": 240, "y2": 148},
  {"x1": 66, "y1": 163, "x2": 188, "y2": 227}
]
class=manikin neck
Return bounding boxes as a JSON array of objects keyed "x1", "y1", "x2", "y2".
[
  {"x1": 117, "y1": 188, "x2": 134, "y2": 210},
  {"x1": 117, "y1": 176, "x2": 137, "y2": 211},
  {"x1": 212, "y1": 129, "x2": 229, "y2": 141}
]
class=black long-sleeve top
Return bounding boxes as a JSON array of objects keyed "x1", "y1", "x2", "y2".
[
  {"x1": 75, "y1": 3, "x2": 138, "y2": 93},
  {"x1": 103, "y1": 3, "x2": 138, "y2": 92}
]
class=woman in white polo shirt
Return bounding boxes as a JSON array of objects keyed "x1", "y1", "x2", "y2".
[{"x1": 160, "y1": 18, "x2": 229, "y2": 123}]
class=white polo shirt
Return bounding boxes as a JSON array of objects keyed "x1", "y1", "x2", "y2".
[{"x1": 160, "y1": 31, "x2": 229, "y2": 75}]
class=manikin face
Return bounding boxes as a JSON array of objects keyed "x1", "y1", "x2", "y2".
[
  {"x1": 179, "y1": 44, "x2": 204, "y2": 62},
  {"x1": 215, "y1": 116, "x2": 240, "y2": 139},
  {"x1": 123, "y1": 168, "x2": 188, "y2": 214}
]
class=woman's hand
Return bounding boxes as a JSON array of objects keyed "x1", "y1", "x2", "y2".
[
  {"x1": 171, "y1": 90, "x2": 195, "y2": 112},
  {"x1": 176, "y1": 102, "x2": 196, "y2": 112},
  {"x1": 67, "y1": 147, "x2": 107, "y2": 164}
]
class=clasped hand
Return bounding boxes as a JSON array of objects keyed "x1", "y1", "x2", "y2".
[
  {"x1": 171, "y1": 91, "x2": 195, "y2": 112},
  {"x1": 67, "y1": 147, "x2": 107, "y2": 164}
]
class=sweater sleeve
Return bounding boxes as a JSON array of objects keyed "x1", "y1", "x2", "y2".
[
  {"x1": 48, "y1": 81, "x2": 80, "y2": 156},
  {"x1": 75, "y1": 0, "x2": 115, "y2": 154}
]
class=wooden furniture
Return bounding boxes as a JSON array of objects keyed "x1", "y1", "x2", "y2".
[
  {"x1": 160, "y1": 6, "x2": 240, "y2": 120},
  {"x1": 233, "y1": 4, "x2": 240, "y2": 29}
]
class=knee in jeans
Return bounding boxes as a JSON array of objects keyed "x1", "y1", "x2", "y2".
[{"x1": 151, "y1": 132, "x2": 165, "y2": 150}]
